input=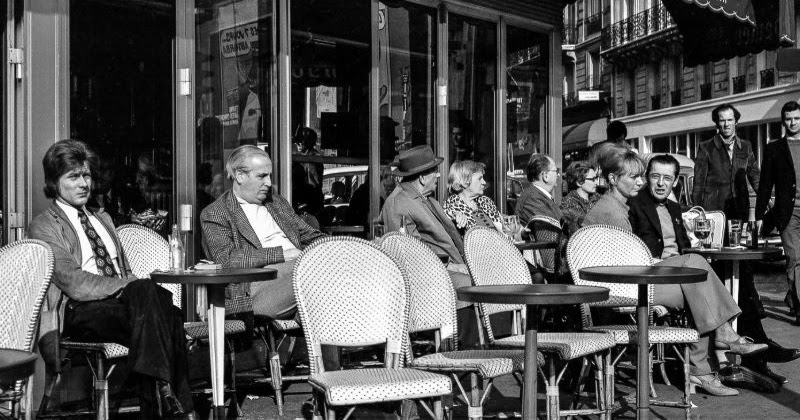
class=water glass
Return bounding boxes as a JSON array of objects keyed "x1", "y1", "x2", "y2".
[
  {"x1": 371, "y1": 223, "x2": 386, "y2": 240},
  {"x1": 728, "y1": 219, "x2": 741, "y2": 247},
  {"x1": 502, "y1": 215, "x2": 520, "y2": 241}
]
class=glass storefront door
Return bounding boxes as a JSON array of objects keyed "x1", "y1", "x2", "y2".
[
  {"x1": 69, "y1": 0, "x2": 176, "y2": 234},
  {"x1": 0, "y1": 0, "x2": 6, "y2": 244},
  {"x1": 447, "y1": 14, "x2": 497, "y2": 199}
]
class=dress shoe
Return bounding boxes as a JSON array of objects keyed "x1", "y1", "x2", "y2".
[
  {"x1": 156, "y1": 380, "x2": 186, "y2": 417},
  {"x1": 719, "y1": 364, "x2": 781, "y2": 393},
  {"x1": 762, "y1": 339, "x2": 800, "y2": 364},
  {"x1": 689, "y1": 373, "x2": 739, "y2": 396},
  {"x1": 168, "y1": 411, "x2": 198, "y2": 420},
  {"x1": 714, "y1": 336, "x2": 768, "y2": 355}
]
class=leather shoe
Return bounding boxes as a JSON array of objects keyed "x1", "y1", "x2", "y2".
[
  {"x1": 714, "y1": 336, "x2": 768, "y2": 355},
  {"x1": 689, "y1": 373, "x2": 738, "y2": 396},
  {"x1": 157, "y1": 380, "x2": 185, "y2": 417},
  {"x1": 168, "y1": 411, "x2": 198, "y2": 420},
  {"x1": 719, "y1": 364, "x2": 781, "y2": 393},
  {"x1": 762, "y1": 339, "x2": 800, "y2": 364}
]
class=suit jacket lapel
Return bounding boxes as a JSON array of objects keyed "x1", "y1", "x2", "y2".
[
  {"x1": 225, "y1": 191, "x2": 263, "y2": 249},
  {"x1": 641, "y1": 192, "x2": 663, "y2": 238},
  {"x1": 264, "y1": 201, "x2": 301, "y2": 248},
  {"x1": 780, "y1": 137, "x2": 794, "y2": 172}
]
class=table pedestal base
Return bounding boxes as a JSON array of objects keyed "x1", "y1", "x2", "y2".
[
  {"x1": 636, "y1": 285, "x2": 650, "y2": 420},
  {"x1": 523, "y1": 305, "x2": 539, "y2": 420}
]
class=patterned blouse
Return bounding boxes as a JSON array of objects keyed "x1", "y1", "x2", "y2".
[
  {"x1": 443, "y1": 194, "x2": 503, "y2": 235},
  {"x1": 559, "y1": 189, "x2": 599, "y2": 236}
]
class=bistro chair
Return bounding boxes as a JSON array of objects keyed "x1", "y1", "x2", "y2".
[
  {"x1": 293, "y1": 236, "x2": 451, "y2": 420},
  {"x1": 0, "y1": 239, "x2": 53, "y2": 420},
  {"x1": 525, "y1": 215, "x2": 563, "y2": 279},
  {"x1": 567, "y1": 224, "x2": 699, "y2": 420},
  {"x1": 379, "y1": 232, "x2": 533, "y2": 420},
  {"x1": 116, "y1": 224, "x2": 247, "y2": 414},
  {"x1": 464, "y1": 226, "x2": 615, "y2": 420}
]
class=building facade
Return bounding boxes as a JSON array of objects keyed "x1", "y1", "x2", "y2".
[
  {"x1": 563, "y1": 0, "x2": 800, "y2": 164},
  {"x1": 1, "y1": 0, "x2": 570, "y2": 256}
]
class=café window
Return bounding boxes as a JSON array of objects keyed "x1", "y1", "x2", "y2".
[
  {"x1": 290, "y1": 0, "x2": 370, "y2": 230},
  {"x1": 448, "y1": 14, "x2": 497, "y2": 197}
]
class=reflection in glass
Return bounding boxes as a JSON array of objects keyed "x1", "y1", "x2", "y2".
[
  {"x1": 448, "y1": 15, "x2": 496, "y2": 198},
  {"x1": 70, "y1": 1, "x2": 175, "y2": 235},
  {"x1": 0, "y1": 0, "x2": 4, "y2": 243},
  {"x1": 506, "y1": 26, "x2": 549, "y2": 215},
  {"x1": 290, "y1": 0, "x2": 371, "y2": 231},
  {"x1": 195, "y1": 0, "x2": 274, "y2": 254}
]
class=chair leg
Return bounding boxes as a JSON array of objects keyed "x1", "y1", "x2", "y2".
[
  {"x1": 605, "y1": 350, "x2": 615, "y2": 416},
  {"x1": 434, "y1": 398, "x2": 444, "y2": 420},
  {"x1": 468, "y1": 372, "x2": 482, "y2": 420},
  {"x1": 226, "y1": 338, "x2": 242, "y2": 417},
  {"x1": 570, "y1": 358, "x2": 589, "y2": 410},
  {"x1": 657, "y1": 343, "x2": 671, "y2": 386},
  {"x1": 649, "y1": 349, "x2": 657, "y2": 398},
  {"x1": 546, "y1": 358, "x2": 559, "y2": 420},
  {"x1": 94, "y1": 353, "x2": 109, "y2": 420},
  {"x1": 594, "y1": 354, "x2": 606, "y2": 420},
  {"x1": 683, "y1": 345, "x2": 692, "y2": 420},
  {"x1": 267, "y1": 327, "x2": 285, "y2": 416},
  {"x1": 24, "y1": 374, "x2": 34, "y2": 420}
]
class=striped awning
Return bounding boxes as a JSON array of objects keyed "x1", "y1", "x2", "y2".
[{"x1": 672, "y1": 0, "x2": 755, "y2": 25}]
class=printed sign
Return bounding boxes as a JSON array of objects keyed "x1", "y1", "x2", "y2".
[{"x1": 220, "y1": 23, "x2": 258, "y2": 58}]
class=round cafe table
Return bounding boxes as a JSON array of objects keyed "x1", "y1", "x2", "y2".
[
  {"x1": 152, "y1": 268, "x2": 277, "y2": 420},
  {"x1": 683, "y1": 247, "x2": 783, "y2": 330},
  {"x1": 0, "y1": 348, "x2": 37, "y2": 384},
  {"x1": 579, "y1": 266, "x2": 705, "y2": 420},
  {"x1": 457, "y1": 284, "x2": 609, "y2": 420}
]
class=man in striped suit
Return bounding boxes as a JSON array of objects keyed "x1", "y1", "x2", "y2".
[{"x1": 201, "y1": 145, "x2": 326, "y2": 320}]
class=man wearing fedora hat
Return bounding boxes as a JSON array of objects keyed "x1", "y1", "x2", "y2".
[{"x1": 381, "y1": 145, "x2": 481, "y2": 346}]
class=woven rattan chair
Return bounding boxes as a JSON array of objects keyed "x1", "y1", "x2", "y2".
[
  {"x1": 525, "y1": 215, "x2": 563, "y2": 277},
  {"x1": 0, "y1": 239, "x2": 53, "y2": 420},
  {"x1": 567, "y1": 224, "x2": 699, "y2": 419},
  {"x1": 116, "y1": 224, "x2": 247, "y2": 414},
  {"x1": 463, "y1": 226, "x2": 615, "y2": 420},
  {"x1": 380, "y1": 232, "x2": 536, "y2": 420},
  {"x1": 293, "y1": 236, "x2": 451, "y2": 420}
]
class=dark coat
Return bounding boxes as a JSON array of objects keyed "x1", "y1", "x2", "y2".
[
  {"x1": 516, "y1": 185, "x2": 562, "y2": 226},
  {"x1": 692, "y1": 135, "x2": 759, "y2": 220},
  {"x1": 629, "y1": 190, "x2": 691, "y2": 258},
  {"x1": 756, "y1": 137, "x2": 797, "y2": 232}
]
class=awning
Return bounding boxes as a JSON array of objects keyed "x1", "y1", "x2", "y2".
[
  {"x1": 663, "y1": 0, "x2": 794, "y2": 67},
  {"x1": 562, "y1": 118, "x2": 607, "y2": 152}
]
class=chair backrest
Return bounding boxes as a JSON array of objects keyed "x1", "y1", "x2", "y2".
[
  {"x1": 527, "y1": 215, "x2": 562, "y2": 273},
  {"x1": 566, "y1": 224, "x2": 653, "y2": 309},
  {"x1": 0, "y1": 239, "x2": 53, "y2": 351},
  {"x1": 379, "y1": 232, "x2": 457, "y2": 351},
  {"x1": 293, "y1": 236, "x2": 410, "y2": 373},
  {"x1": 116, "y1": 224, "x2": 181, "y2": 308},
  {"x1": 464, "y1": 226, "x2": 531, "y2": 343}
]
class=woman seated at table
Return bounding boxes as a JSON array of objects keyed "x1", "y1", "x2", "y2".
[
  {"x1": 560, "y1": 160, "x2": 599, "y2": 236},
  {"x1": 582, "y1": 145, "x2": 767, "y2": 397},
  {"x1": 443, "y1": 160, "x2": 503, "y2": 235}
]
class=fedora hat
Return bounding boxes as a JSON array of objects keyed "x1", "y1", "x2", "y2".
[{"x1": 390, "y1": 145, "x2": 443, "y2": 177}]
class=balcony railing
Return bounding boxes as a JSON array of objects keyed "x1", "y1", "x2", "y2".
[
  {"x1": 601, "y1": 4, "x2": 674, "y2": 50},
  {"x1": 585, "y1": 12, "x2": 602, "y2": 36},
  {"x1": 670, "y1": 89, "x2": 681, "y2": 106},
  {"x1": 651, "y1": 94, "x2": 661, "y2": 111},
  {"x1": 700, "y1": 83, "x2": 711, "y2": 100},
  {"x1": 732, "y1": 75, "x2": 747, "y2": 94},
  {"x1": 626, "y1": 100, "x2": 635, "y2": 115},
  {"x1": 562, "y1": 24, "x2": 578, "y2": 45},
  {"x1": 761, "y1": 68, "x2": 775, "y2": 88}
]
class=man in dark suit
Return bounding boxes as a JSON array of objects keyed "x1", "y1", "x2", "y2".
[
  {"x1": 201, "y1": 145, "x2": 326, "y2": 320},
  {"x1": 635, "y1": 154, "x2": 798, "y2": 386},
  {"x1": 692, "y1": 103, "x2": 759, "y2": 220},
  {"x1": 516, "y1": 153, "x2": 562, "y2": 225},
  {"x1": 30, "y1": 140, "x2": 195, "y2": 419},
  {"x1": 757, "y1": 100, "x2": 800, "y2": 325}
]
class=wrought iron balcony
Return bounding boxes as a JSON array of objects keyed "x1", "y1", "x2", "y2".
[
  {"x1": 585, "y1": 12, "x2": 602, "y2": 36},
  {"x1": 670, "y1": 89, "x2": 681, "y2": 106},
  {"x1": 626, "y1": 100, "x2": 635, "y2": 116},
  {"x1": 700, "y1": 83, "x2": 712, "y2": 100},
  {"x1": 760, "y1": 68, "x2": 775, "y2": 88},
  {"x1": 562, "y1": 24, "x2": 578, "y2": 45},
  {"x1": 601, "y1": 4, "x2": 675, "y2": 50},
  {"x1": 732, "y1": 75, "x2": 747, "y2": 94},
  {"x1": 651, "y1": 94, "x2": 661, "y2": 111}
]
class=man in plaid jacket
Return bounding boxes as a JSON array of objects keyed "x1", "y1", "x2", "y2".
[{"x1": 201, "y1": 145, "x2": 326, "y2": 320}]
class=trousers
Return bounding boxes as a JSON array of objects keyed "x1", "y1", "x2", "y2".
[
  {"x1": 654, "y1": 254, "x2": 741, "y2": 375},
  {"x1": 780, "y1": 208, "x2": 800, "y2": 311},
  {"x1": 63, "y1": 279, "x2": 192, "y2": 415}
]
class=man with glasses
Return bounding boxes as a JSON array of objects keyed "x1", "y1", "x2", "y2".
[{"x1": 516, "y1": 153, "x2": 562, "y2": 225}]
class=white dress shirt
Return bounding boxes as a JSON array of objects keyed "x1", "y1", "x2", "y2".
[
  {"x1": 234, "y1": 194, "x2": 298, "y2": 252},
  {"x1": 56, "y1": 200, "x2": 120, "y2": 276}
]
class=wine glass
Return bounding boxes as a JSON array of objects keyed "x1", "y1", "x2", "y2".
[
  {"x1": 502, "y1": 215, "x2": 520, "y2": 242},
  {"x1": 694, "y1": 219, "x2": 713, "y2": 249}
]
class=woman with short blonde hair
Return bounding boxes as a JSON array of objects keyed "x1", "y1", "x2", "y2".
[{"x1": 443, "y1": 160, "x2": 502, "y2": 234}]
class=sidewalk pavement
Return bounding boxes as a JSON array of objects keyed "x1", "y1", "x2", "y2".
[{"x1": 226, "y1": 261, "x2": 800, "y2": 419}]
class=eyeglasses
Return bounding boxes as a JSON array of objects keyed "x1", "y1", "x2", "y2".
[
  {"x1": 546, "y1": 168, "x2": 561, "y2": 176},
  {"x1": 584, "y1": 176, "x2": 599, "y2": 182},
  {"x1": 648, "y1": 174, "x2": 675, "y2": 184}
]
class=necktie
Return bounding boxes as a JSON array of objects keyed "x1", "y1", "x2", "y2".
[{"x1": 78, "y1": 211, "x2": 117, "y2": 277}]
